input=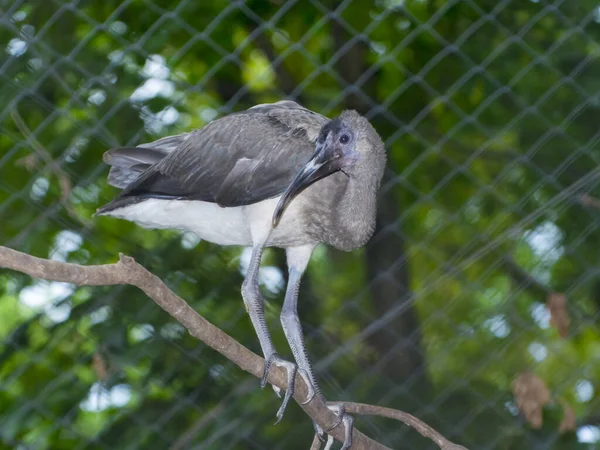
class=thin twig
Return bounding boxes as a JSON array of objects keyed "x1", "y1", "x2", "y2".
[{"x1": 340, "y1": 402, "x2": 468, "y2": 450}]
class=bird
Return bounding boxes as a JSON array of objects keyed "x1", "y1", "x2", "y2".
[{"x1": 96, "y1": 100, "x2": 386, "y2": 449}]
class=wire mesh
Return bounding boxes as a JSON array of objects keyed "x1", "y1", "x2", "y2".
[{"x1": 1, "y1": 1, "x2": 600, "y2": 449}]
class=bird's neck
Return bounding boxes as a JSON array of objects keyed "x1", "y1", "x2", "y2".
[{"x1": 328, "y1": 171, "x2": 380, "y2": 251}]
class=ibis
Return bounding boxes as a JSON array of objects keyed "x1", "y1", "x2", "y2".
[{"x1": 97, "y1": 100, "x2": 386, "y2": 449}]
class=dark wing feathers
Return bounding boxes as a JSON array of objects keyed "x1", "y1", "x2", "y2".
[
  {"x1": 103, "y1": 133, "x2": 190, "y2": 189},
  {"x1": 98, "y1": 101, "x2": 328, "y2": 213}
]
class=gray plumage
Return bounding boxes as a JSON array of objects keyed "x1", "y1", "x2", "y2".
[
  {"x1": 98, "y1": 101, "x2": 328, "y2": 212},
  {"x1": 104, "y1": 134, "x2": 191, "y2": 188},
  {"x1": 97, "y1": 100, "x2": 386, "y2": 449},
  {"x1": 97, "y1": 101, "x2": 384, "y2": 251}
]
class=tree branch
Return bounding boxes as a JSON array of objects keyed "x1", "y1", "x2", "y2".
[
  {"x1": 340, "y1": 403, "x2": 468, "y2": 450},
  {"x1": 0, "y1": 245, "x2": 467, "y2": 450}
]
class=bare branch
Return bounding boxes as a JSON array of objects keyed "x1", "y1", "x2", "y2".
[
  {"x1": 339, "y1": 402, "x2": 468, "y2": 450},
  {"x1": 0, "y1": 245, "x2": 387, "y2": 450},
  {"x1": 0, "y1": 245, "x2": 468, "y2": 449}
]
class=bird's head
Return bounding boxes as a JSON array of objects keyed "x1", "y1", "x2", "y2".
[{"x1": 273, "y1": 110, "x2": 386, "y2": 227}]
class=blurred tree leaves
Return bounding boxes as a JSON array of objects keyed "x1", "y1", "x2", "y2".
[{"x1": 1, "y1": 0, "x2": 600, "y2": 449}]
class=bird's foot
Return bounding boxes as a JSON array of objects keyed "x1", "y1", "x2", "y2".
[
  {"x1": 272, "y1": 368, "x2": 315, "y2": 406},
  {"x1": 312, "y1": 403, "x2": 353, "y2": 450},
  {"x1": 261, "y1": 353, "x2": 298, "y2": 424},
  {"x1": 313, "y1": 421, "x2": 326, "y2": 443}
]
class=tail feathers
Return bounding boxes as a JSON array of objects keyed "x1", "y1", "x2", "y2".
[
  {"x1": 102, "y1": 133, "x2": 190, "y2": 189},
  {"x1": 96, "y1": 193, "x2": 181, "y2": 216},
  {"x1": 95, "y1": 196, "x2": 146, "y2": 216},
  {"x1": 103, "y1": 147, "x2": 168, "y2": 189},
  {"x1": 107, "y1": 164, "x2": 147, "y2": 189},
  {"x1": 103, "y1": 147, "x2": 167, "y2": 167}
]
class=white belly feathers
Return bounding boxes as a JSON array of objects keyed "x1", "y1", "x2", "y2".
[{"x1": 104, "y1": 196, "x2": 311, "y2": 247}]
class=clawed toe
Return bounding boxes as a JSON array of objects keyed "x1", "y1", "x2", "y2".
[
  {"x1": 272, "y1": 385, "x2": 282, "y2": 398},
  {"x1": 323, "y1": 434, "x2": 335, "y2": 450},
  {"x1": 325, "y1": 403, "x2": 345, "y2": 432},
  {"x1": 309, "y1": 403, "x2": 354, "y2": 450},
  {"x1": 261, "y1": 353, "x2": 297, "y2": 424},
  {"x1": 313, "y1": 421, "x2": 326, "y2": 442},
  {"x1": 325, "y1": 403, "x2": 354, "y2": 450}
]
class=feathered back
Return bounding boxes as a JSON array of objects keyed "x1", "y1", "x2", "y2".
[{"x1": 97, "y1": 101, "x2": 328, "y2": 214}]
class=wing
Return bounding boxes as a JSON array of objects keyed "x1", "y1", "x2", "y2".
[
  {"x1": 103, "y1": 133, "x2": 192, "y2": 188},
  {"x1": 98, "y1": 101, "x2": 328, "y2": 214}
]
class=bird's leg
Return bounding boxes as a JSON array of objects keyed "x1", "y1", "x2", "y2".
[
  {"x1": 281, "y1": 246, "x2": 354, "y2": 450},
  {"x1": 242, "y1": 244, "x2": 297, "y2": 423},
  {"x1": 280, "y1": 266, "x2": 322, "y2": 402}
]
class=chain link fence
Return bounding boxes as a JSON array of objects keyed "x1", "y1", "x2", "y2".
[{"x1": 1, "y1": 1, "x2": 600, "y2": 449}]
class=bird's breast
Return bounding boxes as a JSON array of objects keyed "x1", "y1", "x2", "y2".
[{"x1": 299, "y1": 173, "x2": 378, "y2": 252}]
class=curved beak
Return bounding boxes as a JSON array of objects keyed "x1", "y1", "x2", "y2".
[{"x1": 272, "y1": 140, "x2": 342, "y2": 227}]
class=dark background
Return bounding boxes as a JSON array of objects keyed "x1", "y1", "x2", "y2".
[{"x1": 1, "y1": 0, "x2": 600, "y2": 449}]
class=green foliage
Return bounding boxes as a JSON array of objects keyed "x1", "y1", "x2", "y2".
[{"x1": 1, "y1": 0, "x2": 600, "y2": 449}]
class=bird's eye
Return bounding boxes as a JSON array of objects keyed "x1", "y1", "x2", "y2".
[{"x1": 339, "y1": 134, "x2": 350, "y2": 145}]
